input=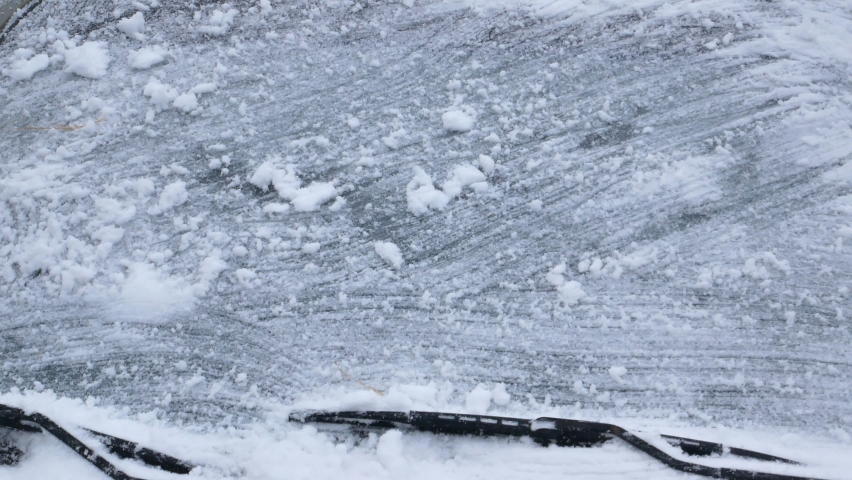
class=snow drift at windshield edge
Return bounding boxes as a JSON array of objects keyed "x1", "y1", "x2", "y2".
[{"x1": 0, "y1": 0, "x2": 850, "y2": 453}]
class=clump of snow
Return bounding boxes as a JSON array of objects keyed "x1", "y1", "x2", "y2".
[
  {"x1": 259, "y1": 0, "x2": 273, "y2": 15},
  {"x1": 235, "y1": 268, "x2": 258, "y2": 286},
  {"x1": 376, "y1": 430, "x2": 407, "y2": 472},
  {"x1": 148, "y1": 181, "x2": 189, "y2": 215},
  {"x1": 492, "y1": 383, "x2": 511, "y2": 406},
  {"x1": 375, "y1": 241, "x2": 403, "y2": 269},
  {"x1": 442, "y1": 109, "x2": 475, "y2": 132},
  {"x1": 478, "y1": 154, "x2": 495, "y2": 175},
  {"x1": 609, "y1": 366, "x2": 627, "y2": 383},
  {"x1": 548, "y1": 264, "x2": 586, "y2": 305},
  {"x1": 558, "y1": 281, "x2": 586, "y2": 306},
  {"x1": 5, "y1": 53, "x2": 49, "y2": 81},
  {"x1": 117, "y1": 12, "x2": 146, "y2": 40},
  {"x1": 406, "y1": 164, "x2": 489, "y2": 215},
  {"x1": 63, "y1": 42, "x2": 111, "y2": 79},
  {"x1": 128, "y1": 45, "x2": 168, "y2": 69},
  {"x1": 289, "y1": 183, "x2": 338, "y2": 212},
  {"x1": 442, "y1": 164, "x2": 487, "y2": 197},
  {"x1": 173, "y1": 92, "x2": 199, "y2": 113},
  {"x1": 249, "y1": 161, "x2": 338, "y2": 212},
  {"x1": 91, "y1": 225, "x2": 124, "y2": 245},
  {"x1": 142, "y1": 76, "x2": 179, "y2": 110},
  {"x1": 249, "y1": 161, "x2": 276, "y2": 191},
  {"x1": 262, "y1": 203, "x2": 290, "y2": 214},
  {"x1": 302, "y1": 242, "x2": 321, "y2": 254},
  {"x1": 546, "y1": 263, "x2": 567, "y2": 286},
  {"x1": 197, "y1": 9, "x2": 239, "y2": 35},
  {"x1": 113, "y1": 262, "x2": 194, "y2": 322},
  {"x1": 406, "y1": 167, "x2": 449, "y2": 215},
  {"x1": 190, "y1": 82, "x2": 217, "y2": 94},
  {"x1": 193, "y1": 253, "x2": 228, "y2": 296},
  {"x1": 465, "y1": 384, "x2": 492, "y2": 414}
]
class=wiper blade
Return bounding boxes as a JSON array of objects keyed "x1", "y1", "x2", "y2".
[
  {"x1": 0, "y1": 403, "x2": 193, "y2": 480},
  {"x1": 291, "y1": 410, "x2": 825, "y2": 480}
]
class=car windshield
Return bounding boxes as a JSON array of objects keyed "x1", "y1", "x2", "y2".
[{"x1": 1, "y1": 1, "x2": 850, "y2": 479}]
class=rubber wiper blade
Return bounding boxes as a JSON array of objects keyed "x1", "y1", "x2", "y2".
[
  {"x1": 0, "y1": 403, "x2": 194, "y2": 480},
  {"x1": 291, "y1": 410, "x2": 827, "y2": 480}
]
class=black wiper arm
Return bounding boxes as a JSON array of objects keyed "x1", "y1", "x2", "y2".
[
  {"x1": 291, "y1": 410, "x2": 827, "y2": 480},
  {"x1": 0, "y1": 403, "x2": 193, "y2": 479}
]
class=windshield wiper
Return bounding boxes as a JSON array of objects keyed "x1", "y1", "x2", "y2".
[
  {"x1": 0, "y1": 403, "x2": 193, "y2": 480},
  {"x1": 1, "y1": 403, "x2": 827, "y2": 480},
  {"x1": 290, "y1": 410, "x2": 826, "y2": 480}
]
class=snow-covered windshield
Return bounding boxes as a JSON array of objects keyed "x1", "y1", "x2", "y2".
[{"x1": 1, "y1": 0, "x2": 850, "y2": 478}]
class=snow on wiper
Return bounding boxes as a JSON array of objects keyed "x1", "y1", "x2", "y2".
[
  {"x1": 0, "y1": 403, "x2": 193, "y2": 480},
  {"x1": 291, "y1": 410, "x2": 822, "y2": 480}
]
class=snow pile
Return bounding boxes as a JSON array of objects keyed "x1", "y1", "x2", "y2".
[
  {"x1": 250, "y1": 160, "x2": 339, "y2": 212},
  {"x1": 442, "y1": 164, "x2": 487, "y2": 197},
  {"x1": 374, "y1": 241, "x2": 403, "y2": 269},
  {"x1": 142, "y1": 76, "x2": 178, "y2": 110},
  {"x1": 148, "y1": 181, "x2": 189, "y2": 215},
  {"x1": 196, "y1": 9, "x2": 239, "y2": 35},
  {"x1": 442, "y1": 109, "x2": 476, "y2": 132},
  {"x1": 545, "y1": 264, "x2": 586, "y2": 306},
  {"x1": 62, "y1": 42, "x2": 111, "y2": 79},
  {"x1": 113, "y1": 262, "x2": 194, "y2": 322},
  {"x1": 4, "y1": 50, "x2": 49, "y2": 81},
  {"x1": 117, "y1": 12, "x2": 146, "y2": 41},
  {"x1": 406, "y1": 163, "x2": 489, "y2": 215},
  {"x1": 406, "y1": 167, "x2": 450, "y2": 215},
  {"x1": 173, "y1": 92, "x2": 199, "y2": 113},
  {"x1": 1, "y1": 388, "x2": 850, "y2": 480},
  {"x1": 128, "y1": 45, "x2": 169, "y2": 69}
]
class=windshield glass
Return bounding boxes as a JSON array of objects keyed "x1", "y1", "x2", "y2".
[{"x1": 1, "y1": 0, "x2": 850, "y2": 478}]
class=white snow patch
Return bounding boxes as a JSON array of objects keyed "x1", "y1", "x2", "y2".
[
  {"x1": 443, "y1": 164, "x2": 487, "y2": 198},
  {"x1": 190, "y1": 82, "x2": 217, "y2": 94},
  {"x1": 63, "y1": 42, "x2": 111, "y2": 79},
  {"x1": 609, "y1": 366, "x2": 627, "y2": 383},
  {"x1": 262, "y1": 203, "x2": 290, "y2": 214},
  {"x1": 193, "y1": 253, "x2": 228, "y2": 296},
  {"x1": 197, "y1": 9, "x2": 239, "y2": 36},
  {"x1": 289, "y1": 182, "x2": 338, "y2": 212},
  {"x1": 558, "y1": 281, "x2": 586, "y2": 306},
  {"x1": 173, "y1": 92, "x2": 199, "y2": 113},
  {"x1": 492, "y1": 383, "x2": 511, "y2": 406},
  {"x1": 478, "y1": 154, "x2": 496, "y2": 175},
  {"x1": 249, "y1": 161, "x2": 338, "y2": 211},
  {"x1": 5, "y1": 53, "x2": 49, "y2": 81},
  {"x1": 235, "y1": 268, "x2": 258, "y2": 287},
  {"x1": 91, "y1": 225, "x2": 124, "y2": 244},
  {"x1": 442, "y1": 109, "x2": 475, "y2": 132},
  {"x1": 374, "y1": 241, "x2": 403, "y2": 269},
  {"x1": 546, "y1": 263, "x2": 567, "y2": 286},
  {"x1": 465, "y1": 384, "x2": 492, "y2": 414},
  {"x1": 113, "y1": 262, "x2": 194, "y2": 322},
  {"x1": 142, "y1": 76, "x2": 179, "y2": 110},
  {"x1": 117, "y1": 12, "x2": 146, "y2": 40},
  {"x1": 128, "y1": 45, "x2": 168, "y2": 69},
  {"x1": 149, "y1": 181, "x2": 189, "y2": 215},
  {"x1": 406, "y1": 164, "x2": 489, "y2": 215},
  {"x1": 302, "y1": 242, "x2": 321, "y2": 254},
  {"x1": 406, "y1": 167, "x2": 449, "y2": 215},
  {"x1": 376, "y1": 430, "x2": 407, "y2": 472}
]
